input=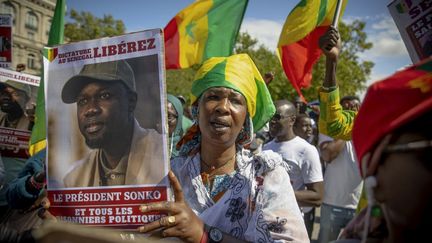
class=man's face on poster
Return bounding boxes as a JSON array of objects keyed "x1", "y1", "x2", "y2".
[
  {"x1": 0, "y1": 86, "x2": 27, "y2": 114},
  {"x1": 76, "y1": 80, "x2": 131, "y2": 149}
]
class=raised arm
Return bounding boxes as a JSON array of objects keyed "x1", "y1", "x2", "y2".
[{"x1": 318, "y1": 26, "x2": 356, "y2": 140}]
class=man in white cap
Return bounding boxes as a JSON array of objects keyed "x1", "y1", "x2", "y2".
[{"x1": 62, "y1": 60, "x2": 164, "y2": 187}]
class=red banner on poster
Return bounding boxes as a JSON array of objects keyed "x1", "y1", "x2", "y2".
[{"x1": 48, "y1": 187, "x2": 168, "y2": 228}]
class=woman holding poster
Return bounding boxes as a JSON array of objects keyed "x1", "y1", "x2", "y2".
[{"x1": 138, "y1": 54, "x2": 309, "y2": 242}]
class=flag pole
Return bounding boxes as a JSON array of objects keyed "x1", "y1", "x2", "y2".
[{"x1": 331, "y1": 0, "x2": 344, "y2": 28}]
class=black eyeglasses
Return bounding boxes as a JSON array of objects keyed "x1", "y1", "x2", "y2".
[
  {"x1": 383, "y1": 140, "x2": 432, "y2": 153},
  {"x1": 271, "y1": 113, "x2": 292, "y2": 121}
]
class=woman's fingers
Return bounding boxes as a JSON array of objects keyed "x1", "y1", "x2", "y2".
[
  {"x1": 41, "y1": 197, "x2": 50, "y2": 209},
  {"x1": 161, "y1": 226, "x2": 186, "y2": 238},
  {"x1": 139, "y1": 201, "x2": 179, "y2": 214},
  {"x1": 38, "y1": 208, "x2": 57, "y2": 221},
  {"x1": 168, "y1": 171, "x2": 184, "y2": 202},
  {"x1": 138, "y1": 220, "x2": 161, "y2": 233},
  {"x1": 137, "y1": 216, "x2": 177, "y2": 233}
]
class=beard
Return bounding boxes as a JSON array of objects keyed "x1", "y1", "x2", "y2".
[
  {"x1": 1, "y1": 101, "x2": 23, "y2": 115},
  {"x1": 83, "y1": 130, "x2": 117, "y2": 149},
  {"x1": 84, "y1": 136, "x2": 105, "y2": 149}
]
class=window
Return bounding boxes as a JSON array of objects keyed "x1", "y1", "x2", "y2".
[
  {"x1": 27, "y1": 53, "x2": 36, "y2": 69},
  {"x1": 26, "y1": 12, "x2": 38, "y2": 30},
  {"x1": 0, "y1": 2, "x2": 15, "y2": 25}
]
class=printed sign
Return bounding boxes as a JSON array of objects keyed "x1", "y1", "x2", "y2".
[
  {"x1": 44, "y1": 29, "x2": 170, "y2": 229},
  {"x1": 0, "y1": 68, "x2": 40, "y2": 158},
  {"x1": 388, "y1": 0, "x2": 432, "y2": 62}
]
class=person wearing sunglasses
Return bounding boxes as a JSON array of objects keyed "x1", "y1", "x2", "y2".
[{"x1": 263, "y1": 100, "x2": 323, "y2": 239}]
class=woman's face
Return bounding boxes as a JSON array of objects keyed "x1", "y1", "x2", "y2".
[
  {"x1": 198, "y1": 87, "x2": 247, "y2": 147},
  {"x1": 374, "y1": 132, "x2": 432, "y2": 231}
]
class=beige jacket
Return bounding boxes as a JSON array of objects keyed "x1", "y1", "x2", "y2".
[{"x1": 63, "y1": 120, "x2": 166, "y2": 187}]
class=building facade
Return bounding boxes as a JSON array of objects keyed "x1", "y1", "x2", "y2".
[{"x1": 0, "y1": 0, "x2": 55, "y2": 75}]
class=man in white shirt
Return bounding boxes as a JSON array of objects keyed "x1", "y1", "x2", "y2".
[
  {"x1": 317, "y1": 95, "x2": 363, "y2": 243},
  {"x1": 263, "y1": 100, "x2": 323, "y2": 238}
]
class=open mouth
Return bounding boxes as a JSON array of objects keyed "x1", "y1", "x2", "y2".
[
  {"x1": 0, "y1": 99, "x2": 12, "y2": 106},
  {"x1": 210, "y1": 119, "x2": 230, "y2": 132},
  {"x1": 0, "y1": 102, "x2": 11, "y2": 108},
  {"x1": 85, "y1": 122, "x2": 104, "y2": 134}
]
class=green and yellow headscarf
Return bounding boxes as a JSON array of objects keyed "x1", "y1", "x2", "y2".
[
  {"x1": 190, "y1": 53, "x2": 275, "y2": 132},
  {"x1": 176, "y1": 54, "x2": 275, "y2": 156}
]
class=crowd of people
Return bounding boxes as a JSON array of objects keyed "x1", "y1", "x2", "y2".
[{"x1": 0, "y1": 24, "x2": 431, "y2": 243}]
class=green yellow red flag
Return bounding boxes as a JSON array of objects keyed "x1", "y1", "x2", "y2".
[
  {"x1": 29, "y1": 0, "x2": 65, "y2": 155},
  {"x1": 277, "y1": 0, "x2": 347, "y2": 100},
  {"x1": 164, "y1": 0, "x2": 248, "y2": 69}
]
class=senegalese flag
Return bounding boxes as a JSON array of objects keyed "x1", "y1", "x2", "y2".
[
  {"x1": 29, "y1": 0, "x2": 65, "y2": 156},
  {"x1": 277, "y1": 0, "x2": 347, "y2": 100},
  {"x1": 164, "y1": 0, "x2": 248, "y2": 69},
  {"x1": 395, "y1": 0, "x2": 413, "y2": 14}
]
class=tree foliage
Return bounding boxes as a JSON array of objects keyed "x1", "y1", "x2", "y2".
[
  {"x1": 166, "y1": 20, "x2": 374, "y2": 103},
  {"x1": 64, "y1": 9, "x2": 126, "y2": 42}
]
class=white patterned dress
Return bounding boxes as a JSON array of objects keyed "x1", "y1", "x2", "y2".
[{"x1": 171, "y1": 149, "x2": 309, "y2": 242}]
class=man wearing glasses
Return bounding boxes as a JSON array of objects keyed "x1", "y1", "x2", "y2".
[{"x1": 263, "y1": 99, "x2": 323, "y2": 238}]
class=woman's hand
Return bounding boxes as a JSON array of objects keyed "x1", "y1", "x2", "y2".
[
  {"x1": 138, "y1": 171, "x2": 204, "y2": 243},
  {"x1": 35, "y1": 196, "x2": 57, "y2": 221}
]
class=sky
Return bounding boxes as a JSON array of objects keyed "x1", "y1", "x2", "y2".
[{"x1": 66, "y1": 0, "x2": 412, "y2": 94}]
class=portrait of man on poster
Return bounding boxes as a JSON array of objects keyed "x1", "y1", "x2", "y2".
[
  {"x1": 0, "y1": 80, "x2": 33, "y2": 131},
  {"x1": 60, "y1": 60, "x2": 164, "y2": 188}
]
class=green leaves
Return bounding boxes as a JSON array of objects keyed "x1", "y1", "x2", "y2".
[{"x1": 64, "y1": 9, "x2": 126, "y2": 42}]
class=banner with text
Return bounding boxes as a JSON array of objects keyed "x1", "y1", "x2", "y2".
[
  {"x1": 388, "y1": 0, "x2": 432, "y2": 63},
  {"x1": 44, "y1": 29, "x2": 170, "y2": 229},
  {"x1": 0, "y1": 68, "x2": 40, "y2": 158}
]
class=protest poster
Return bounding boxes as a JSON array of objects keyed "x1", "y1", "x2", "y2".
[
  {"x1": 0, "y1": 67, "x2": 40, "y2": 158},
  {"x1": 44, "y1": 29, "x2": 170, "y2": 229},
  {"x1": 388, "y1": 0, "x2": 432, "y2": 63},
  {"x1": 0, "y1": 14, "x2": 12, "y2": 69}
]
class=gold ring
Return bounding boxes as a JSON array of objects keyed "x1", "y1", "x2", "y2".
[
  {"x1": 167, "y1": 216, "x2": 176, "y2": 225},
  {"x1": 160, "y1": 216, "x2": 176, "y2": 227}
]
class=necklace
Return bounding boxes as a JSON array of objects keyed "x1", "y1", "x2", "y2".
[{"x1": 201, "y1": 154, "x2": 236, "y2": 173}]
